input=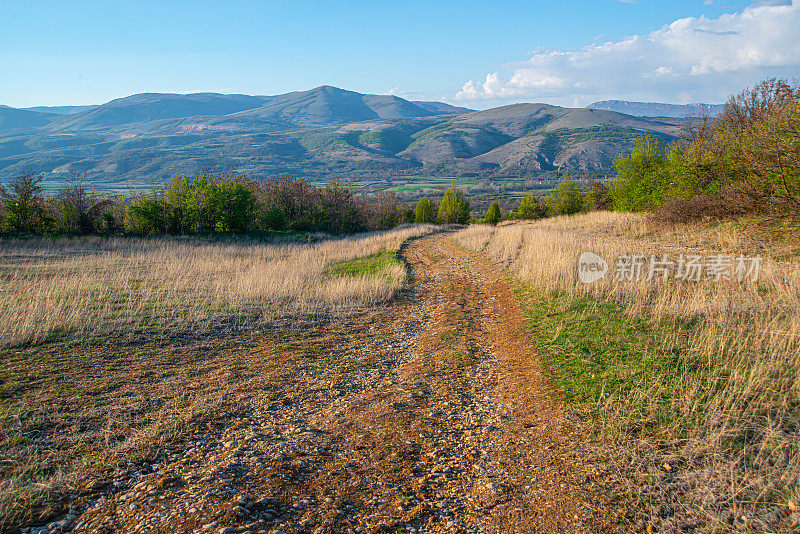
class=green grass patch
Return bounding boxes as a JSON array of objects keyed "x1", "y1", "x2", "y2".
[
  {"x1": 324, "y1": 251, "x2": 402, "y2": 280},
  {"x1": 515, "y1": 285, "x2": 708, "y2": 437}
]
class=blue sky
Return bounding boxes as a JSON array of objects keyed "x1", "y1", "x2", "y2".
[{"x1": 1, "y1": 0, "x2": 797, "y2": 108}]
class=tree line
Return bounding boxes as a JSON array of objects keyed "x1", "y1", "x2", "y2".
[{"x1": 0, "y1": 170, "x2": 478, "y2": 236}]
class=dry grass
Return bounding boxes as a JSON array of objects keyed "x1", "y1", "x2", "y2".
[
  {"x1": 456, "y1": 212, "x2": 800, "y2": 532},
  {"x1": 0, "y1": 225, "x2": 436, "y2": 348},
  {"x1": 0, "y1": 225, "x2": 437, "y2": 530}
]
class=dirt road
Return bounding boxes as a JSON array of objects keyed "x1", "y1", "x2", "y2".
[{"x1": 54, "y1": 234, "x2": 619, "y2": 534}]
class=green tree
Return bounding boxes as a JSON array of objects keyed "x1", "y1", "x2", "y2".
[
  {"x1": 125, "y1": 191, "x2": 166, "y2": 234},
  {"x1": 212, "y1": 181, "x2": 256, "y2": 232},
  {"x1": 545, "y1": 175, "x2": 584, "y2": 216},
  {"x1": 164, "y1": 174, "x2": 191, "y2": 234},
  {"x1": 610, "y1": 136, "x2": 671, "y2": 211},
  {"x1": 516, "y1": 194, "x2": 542, "y2": 219},
  {"x1": 0, "y1": 171, "x2": 45, "y2": 233},
  {"x1": 484, "y1": 201, "x2": 501, "y2": 225},
  {"x1": 414, "y1": 196, "x2": 437, "y2": 223},
  {"x1": 437, "y1": 184, "x2": 470, "y2": 224},
  {"x1": 184, "y1": 173, "x2": 215, "y2": 232}
]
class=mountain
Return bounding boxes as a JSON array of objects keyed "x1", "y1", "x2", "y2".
[
  {"x1": 587, "y1": 100, "x2": 724, "y2": 118},
  {"x1": 53, "y1": 93, "x2": 270, "y2": 130},
  {"x1": 0, "y1": 87, "x2": 692, "y2": 188},
  {"x1": 205, "y1": 86, "x2": 444, "y2": 129},
  {"x1": 411, "y1": 101, "x2": 472, "y2": 115},
  {"x1": 23, "y1": 105, "x2": 98, "y2": 115},
  {"x1": 0, "y1": 106, "x2": 57, "y2": 131}
]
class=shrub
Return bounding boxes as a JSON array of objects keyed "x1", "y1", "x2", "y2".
[
  {"x1": 484, "y1": 201, "x2": 501, "y2": 225},
  {"x1": 610, "y1": 136, "x2": 672, "y2": 211},
  {"x1": 437, "y1": 184, "x2": 470, "y2": 224},
  {"x1": 50, "y1": 175, "x2": 113, "y2": 234},
  {"x1": 212, "y1": 181, "x2": 256, "y2": 232},
  {"x1": 125, "y1": 192, "x2": 166, "y2": 234},
  {"x1": 414, "y1": 196, "x2": 437, "y2": 223},
  {"x1": 545, "y1": 175, "x2": 584, "y2": 216},
  {"x1": 0, "y1": 171, "x2": 45, "y2": 233},
  {"x1": 516, "y1": 194, "x2": 542, "y2": 220},
  {"x1": 584, "y1": 178, "x2": 613, "y2": 211}
]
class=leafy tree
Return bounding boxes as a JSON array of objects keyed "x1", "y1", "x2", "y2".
[
  {"x1": 212, "y1": 181, "x2": 255, "y2": 232},
  {"x1": 125, "y1": 191, "x2": 166, "y2": 234},
  {"x1": 437, "y1": 184, "x2": 470, "y2": 224},
  {"x1": 184, "y1": 173, "x2": 215, "y2": 233},
  {"x1": 0, "y1": 171, "x2": 45, "y2": 233},
  {"x1": 414, "y1": 196, "x2": 437, "y2": 223},
  {"x1": 516, "y1": 194, "x2": 542, "y2": 219},
  {"x1": 610, "y1": 136, "x2": 671, "y2": 212},
  {"x1": 484, "y1": 201, "x2": 501, "y2": 225},
  {"x1": 164, "y1": 174, "x2": 192, "y2": 234},
  {"x1": 545, "y1": 175, "x2": 584, "y2": 216},
  {"x1": 51, "y1": 175, "x2": 112, "y2": 234}
]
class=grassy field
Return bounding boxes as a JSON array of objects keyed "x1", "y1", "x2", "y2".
[
  {"x1": 0, "y1": 225, "x2": 436, "y2": 349},
  {"x1": 0, "y1": 224, "x2": 438, "y2": 529},
  {"x1": 456, "y1": 213, "x2": 800, "y2": 532}
]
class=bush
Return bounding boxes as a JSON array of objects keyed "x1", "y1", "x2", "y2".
[
  {"x1": 615, "y1": 78, "x2": 800, "y2": 226},
  {"x1": 584, "y1": 178, "x2": 613, "y2": 211},
  {"x1": 125, "y1": 192, "x2": 166, "y2": 234},
  {"x1": 414, "y1": 196, "x2": 437, "y2": 223},
  {"x1": 545, "y1": 175, "x2": 584, "y2": 216},
  {"x1": 484, "y1": 201, "x2": 501, "y2": 225},
  {"x1": 50, "y1": 176, "x2": 113, "y2": 234},
  {"x1": 437, "y1": 184, "x2": 470, "y2": 224},
  {"x1": 610, "y1": 136, "x2": 672, "y2": 212},
  {"x1": 0, "y1": 171, "x2": 45, "y2": 233},
  {"x1": 516, "y1": 194, "x2": 543, "y2": 219}
]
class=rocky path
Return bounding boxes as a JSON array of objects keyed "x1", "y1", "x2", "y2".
[{"x1": 31, "y1": 234, "x2": 618, "y2": 534}]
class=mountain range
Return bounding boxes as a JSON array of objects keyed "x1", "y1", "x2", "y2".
[
  {"x1": 0, "y1": 87, "x2": 692, "y2": 190},
  {"x1": 586, "y1": 100, "x2": 724, "y2": 118}
]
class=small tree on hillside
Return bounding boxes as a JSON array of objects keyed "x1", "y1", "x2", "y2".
[
  {"x1": 610, "y1": 136, "x2": 671, "y2": 211},
  {"x1": 0, "y1": 171, "x2": 45, "y2": 233},
  {"x1": 484, "y1": 201, "x2": 501, "y2": 225},
  {"x1": 516, "y1": 194, "x2": 542, "y2": 219},
  {"x1": 414, "y1": 196, "x2": 437, "y2": 223},
  {"x1": 545, "y1": 175, "x2": 584, "y2": 216},
  {"x1": 437, "y1": 184, "x2": 470, "y2": 224}
]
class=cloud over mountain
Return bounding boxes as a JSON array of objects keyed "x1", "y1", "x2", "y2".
[{"x1": 455, "y1": 1, "x2": 800, "y2": 107}]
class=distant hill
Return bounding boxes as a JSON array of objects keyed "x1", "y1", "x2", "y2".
[
  {"x1": 53, "y1": 93, "x2": 270, "y2": 130},
  {"x1": 411, "y1": 101, "x2": 472, "y2": 115},
  {"x1": 23, "y1": 105, "x2": 98, "y2": 115},
  {"x1": 587, "y1": 100, "x2": 724, "y2": 118},
  {"x1": 0, "y1": 106, "x2": 57, "y2": 131},
  {"x1": 0, "y1": 87, "x2": 692, "y2": 187}
]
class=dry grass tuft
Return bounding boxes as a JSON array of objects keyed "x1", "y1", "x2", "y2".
[{"x1": 456, "y1": 212, "x2": 800, "y2": 532}]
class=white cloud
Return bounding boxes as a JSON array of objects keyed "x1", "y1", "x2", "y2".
[{"x1": 455, "y1": 1, "x2": 800, "y2": 107}]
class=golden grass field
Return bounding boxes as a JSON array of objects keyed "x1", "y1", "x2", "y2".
[
  {"x1": 456, "y1": 212, "x2": 800, "y2": 531},
  {"x1": 0, "y1": 225, "x2": 436, "y2": 348}
]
